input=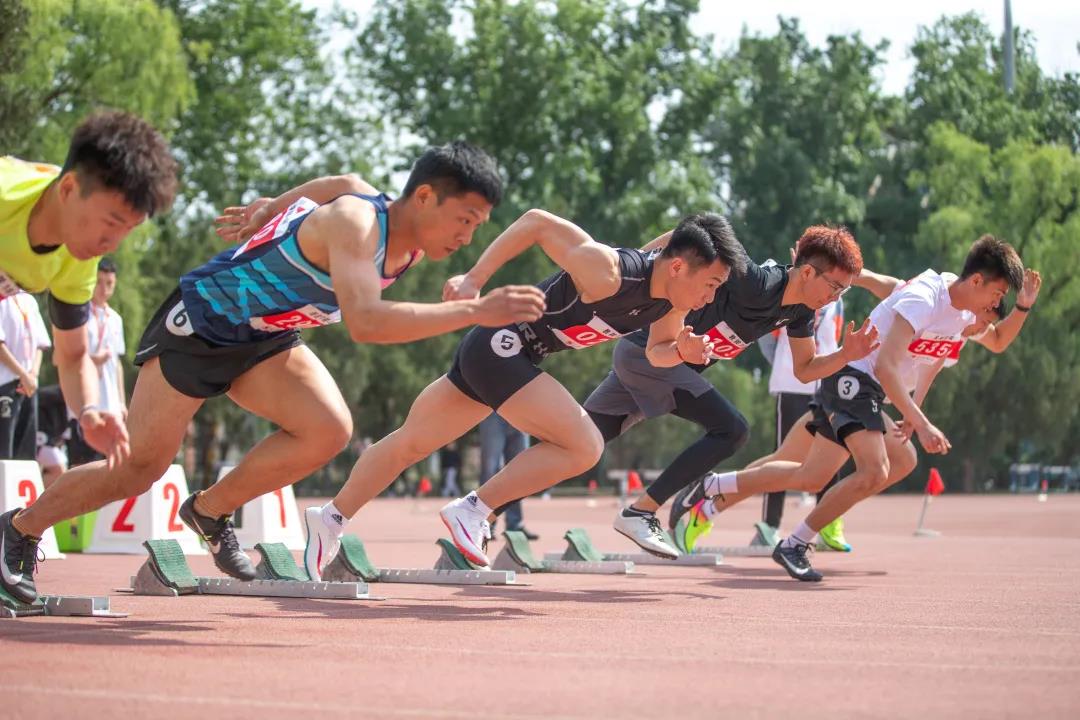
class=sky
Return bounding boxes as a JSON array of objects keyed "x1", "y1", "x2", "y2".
[{"x1": 305, "y1": 0, "x2": 1079, "y2": 96}]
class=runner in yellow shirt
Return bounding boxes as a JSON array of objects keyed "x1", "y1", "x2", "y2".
[{"x1": 0, "y1": 111, "x2": 177, "y2": 471}]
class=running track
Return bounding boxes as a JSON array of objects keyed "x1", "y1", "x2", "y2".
[{"x1": 4, "y1": 494, "x2": 1078, "y2": 719}]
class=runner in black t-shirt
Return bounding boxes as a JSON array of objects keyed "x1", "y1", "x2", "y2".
[
  {"x1": 584, "y1": 226, "x2": 876, "y2": 556},
  {"x1": 303, "y1": 211, "x2": 745, "y2": 576}
]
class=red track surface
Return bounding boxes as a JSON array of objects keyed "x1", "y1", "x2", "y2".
[{"x1": 3, "y1": 494, "x2": 1079, "y2": 719}]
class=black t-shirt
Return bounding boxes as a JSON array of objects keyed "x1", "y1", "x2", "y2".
[
  {"x1": 516, "y1": 248, "x2": 673, "y2": 361},
  {"x1": 625, "y1": 260, "x2": 814, "y2": 369}
]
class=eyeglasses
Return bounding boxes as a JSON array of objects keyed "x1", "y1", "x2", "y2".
[{"x1": 809, "y1": 264, "x2": 851, "y2": 298}]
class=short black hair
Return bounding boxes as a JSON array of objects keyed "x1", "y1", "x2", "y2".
[
  {"x1": 97, "y1": 257, "x2": 117, "y2": 274},
  {"x1": 662, "y1": 213, "x2": 747, "y2": 274},
  {"x1": 62, "y1": 110, "x2": 178, "y2": 217},
  {"x1": 961, "y1": 235, "x2": 1023, "y2": 291},
  {"x1": 401, "y1": 141, "x2": 502, "y2": 206}
]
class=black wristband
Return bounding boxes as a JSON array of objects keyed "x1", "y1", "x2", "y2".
[{"x1": 1015, "y1": 303, "x2": 1032, "y2": 313}]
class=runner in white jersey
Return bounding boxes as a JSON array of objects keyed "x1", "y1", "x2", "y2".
[
  {"x1": 685, "y1": 235, "x2": 1026, "y2": 581},
  {"x1": 675, "y1": 265, "x2": 1041, "y2": 554}
]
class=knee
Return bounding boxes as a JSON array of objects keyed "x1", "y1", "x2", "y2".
[
  {"x1": 567, "y1": 423, "x2": 605, "y2": 474},
  {"x1": 117, "y1": 454, "x2": 175, "y2": 496},
  {"x1": 706, "y1": 410, "x2": 750, "y2": 451},
  {"x1": 302, "y1": 409, "x2": 353, "y2": 461},
  {"x1": 892, "y1": 443, "x2": 918, "y2": 482},
  {"x1": 852, "y1": 460, "x2": 889, "y2": 494},
  {"x1": 387, "y1": 427, "x2": 440, "y2": 468}
]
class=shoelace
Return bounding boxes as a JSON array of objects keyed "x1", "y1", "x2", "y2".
[
  {"x1": 792, "y1": 541, "x2": 815, "y2": 564},
  {"x1": 644, "y1": 513, "x2": 665, "y2": 538},
  {"x1": 13, "y1": 534, "x2": 42, "y2": 577},
  {"x1": 479, "y1": 520, "x2": 491, "y2": 553},
  {"x1": 207, "y1": 516, "x2": 242, "y2": 553}
]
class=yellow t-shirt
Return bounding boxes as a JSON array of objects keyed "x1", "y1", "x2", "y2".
[{"x1": 0, "y1": 156, "x2": 98, "y2": 305}]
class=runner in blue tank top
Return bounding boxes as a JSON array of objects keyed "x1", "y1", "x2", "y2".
[
  {"x1": 303, "y1": 211, "x2": 746, "y2": 577},
  {"x1": 11, "y1": 142, "x2": 547, "y2": 598}
]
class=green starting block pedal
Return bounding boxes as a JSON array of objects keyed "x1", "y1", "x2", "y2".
[
  {"x1": 255, "y1": 542, "x2": 310, "y2": 581},
  {"x1": 492, "y1": 530, "x2": 635, "y2": 575},
  {"x1": 544, "y1": 527, "x2": 723, "y2": 567},
  {"x1": 676, "y1": 519, "x2": 774, "y2": 558},
  {"x1": 129, "y1": 539, "x2": 375, "y2": 600},
  {"x1": 320, "y1": 534, "x2": 519, "y2": 586},
  {"x1": 0, "y1": 586, "x2": 126, "y2": 619}
]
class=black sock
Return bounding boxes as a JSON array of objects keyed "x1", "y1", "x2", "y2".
[{"x1": 622, "y1": 506, "x2": 653, "y2": 518}]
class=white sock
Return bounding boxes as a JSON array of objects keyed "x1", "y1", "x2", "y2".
[
  {"x1": 700, "y1": 499, "x2": 720, "y2": 520},
  {"x1": 783, "y1": 521, "x2": 817, "y2": 548},
  {"x1": 704, "y1": 470, "x2": 738, "y2": 496},
  {"x1": 321, "y1": 502, "x2": 347, "y2": 534},
  {"x1": 464, "y1": 491, "x2": 493, "y2": 517}
]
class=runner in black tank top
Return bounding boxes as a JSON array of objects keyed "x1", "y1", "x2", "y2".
[{"x1": 305, "y1": 210, "x2": 743, "y2": 575}]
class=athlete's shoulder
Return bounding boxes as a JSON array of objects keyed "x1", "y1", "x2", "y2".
[
  {"x1": 305, "y1": 194, "x2": 383, "y2": 252},
  {"x1": 0, "y1": 157, "x2": 59, "y2": 203},
  {"x1": 614, "y1": 246, "x2": 653, "y2": 279}
]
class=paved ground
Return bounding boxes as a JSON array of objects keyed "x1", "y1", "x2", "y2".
[{"x1": 3, "y1": 493, "x2": 1078, "y2": 719}]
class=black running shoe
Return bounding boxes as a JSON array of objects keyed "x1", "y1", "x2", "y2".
[
  {"x1": 0, "y1": 509, "x2": 40, "y2": 603},
  {"x1": 178, "y1": 494, "x2": 257, "y2": 580},
  {"x1": 668, "y1": 477, "x2": 711, "y2": 531},
  {"x1": 772, "y1": 540, "x2": 823, "y2": 582}
]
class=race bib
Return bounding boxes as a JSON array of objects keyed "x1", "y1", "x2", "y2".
[
  {"x1": 705, "y1": 321, "x2": 749, "y2": 360},
  {"x1": 551, "y1": 315, "x2": 623, "y2": 350},
  {"x1": 165, "y1": 300, "x2": 194, "y2": 336},
  {"x1": 232, "y1": 197, "x2": 317, "y2": 260},
  {"x1": 0, "y1": 270, "x2": 24, "y2": 298},
  {"x1": 250, "y1": 304, "x2": 341, "y2": 332},
  {"x1": 907, "y1": 333, "x2": 963, "y2": 362}
]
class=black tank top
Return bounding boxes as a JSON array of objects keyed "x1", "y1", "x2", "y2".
[{"x1": 516, "y1": 248, "x2": 673, "y2": 361}]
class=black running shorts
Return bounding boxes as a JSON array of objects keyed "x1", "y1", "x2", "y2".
[
  {"x1": 134, "y1": 288, "x2": 303, "y2": 399},
  {"x1": 447, "y1": 325, "x2": 543, "y2": 410},
  {"x1": 806, "y1": 365, "x2": 887, "y2": 448}
]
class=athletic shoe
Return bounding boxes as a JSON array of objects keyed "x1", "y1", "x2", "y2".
[
  {"x1": 440, "y1": 496, "x2": 491, "y2": 567},
  {"x1": 817, "y1": 517, "x2": 851, "y2": 552},
  {"x1": 613, "y1": 509, "x2": 679, "y2": 559},
  {"x1": 0, "y1": 509, "x2": 39, "y2": 604},
  {"x1": 668, "y1": 476, "x2": 710, "y2": 531},
  {"x1": 772, "y1": 540, "x2": 822, "y2": 582},
  {"x1": 178, "y1": 493, "x2": 257, "y2": 580},
  {"x1": 676, "y1": 499, "x2": 714, "y2": 553},
  {"x1": 304, "y1": 506, "x2": 343, "y2": 581}
]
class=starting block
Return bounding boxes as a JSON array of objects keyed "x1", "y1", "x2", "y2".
[
  {"x1": 543, "y1": 528, "x2": 723, "y2": 567},
  {"x1": 683, "y1": 521, "x2": 777, "y2": 557},
  {"x1": 321, "y1": 534, "x2": 518, "y2": 585},
  {"x1": 0, "y1": 586, "x2": 126, "y2": 619},
  {"x1": 129, "y1": 539, "x2": 374, "y2": 600},
  {"x1": 492, "y1": 530, "x2": 636, "y2": 574}
]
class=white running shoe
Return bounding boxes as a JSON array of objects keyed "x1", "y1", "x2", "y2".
[
  {"x1": 440, "y1": 497, "x2": 491, "y2": 567},
  {"x1": 304, "y1": 506, "x2": 343, "y2": 581},
  {"x1": 613, "y1": 510, "x2": 680, "y2": 559}
]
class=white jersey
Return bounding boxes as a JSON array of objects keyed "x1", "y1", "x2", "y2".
[
  {"x1": 86, "y1": 303, "x2": 126, "y2": 415},
  {"x1": 0, "y1": 292, "x2": 50, "y2": 385},
  {"x1": 851, "y1": 270, "x2": 974, "y2": 392},
  {"x1": 768, "y1": 299, "x2": 844, "y2": 395}
]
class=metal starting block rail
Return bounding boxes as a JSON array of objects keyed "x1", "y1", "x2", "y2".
[
  {"x1": 542, "y1": 528, "x2": 723, "y2": 567},
  {"x1": 1, "y1": 587, "x2": 126, "y2": 619},
  {"x1": 680, "y1": 521, "x2": 779, "y2": 557},
  {"x1": 322, "y1": 535, "x2": 518, "y2": 586},
  {"x1": 491, "y1": 530, "x2": 637, "y2": 575},
  {"x1": 128, "y1": 539, "x2": 375, "y2": 600}
]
